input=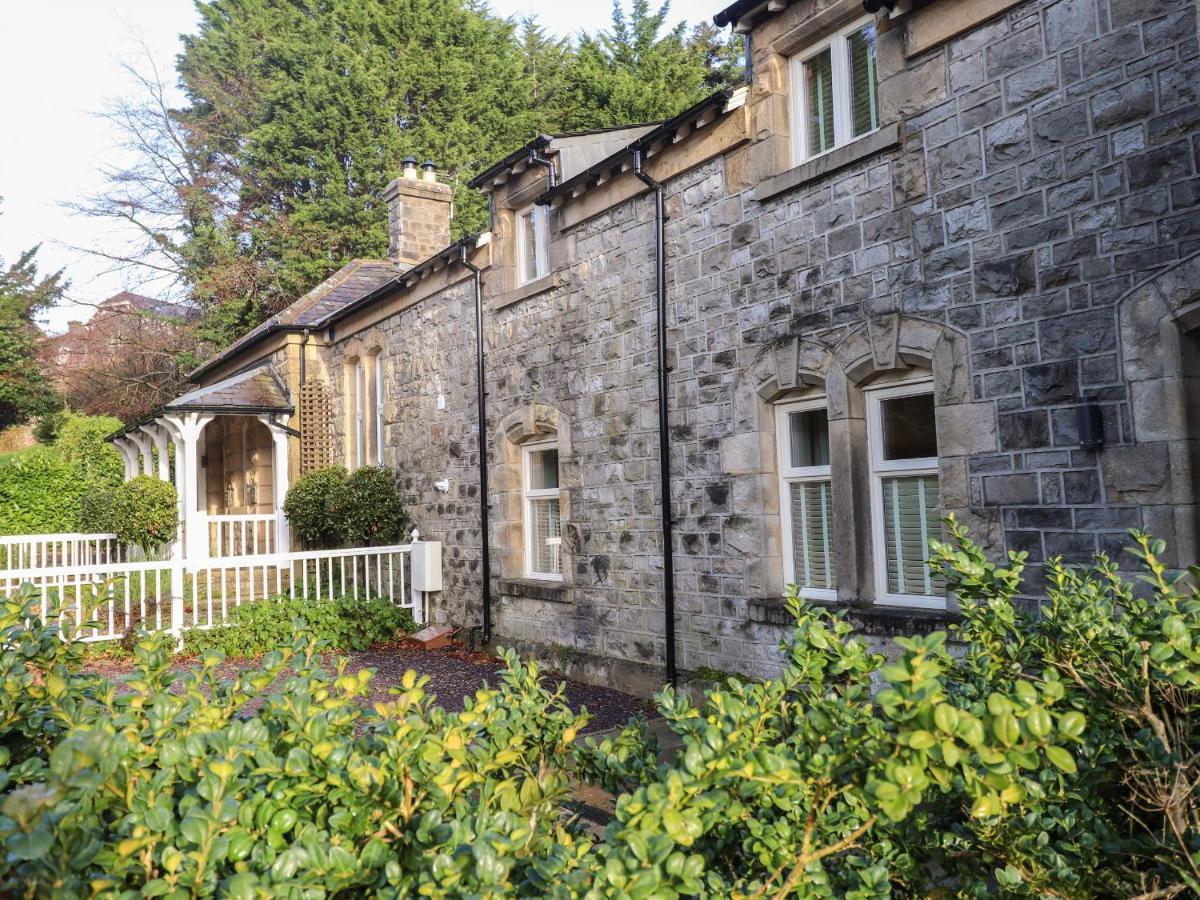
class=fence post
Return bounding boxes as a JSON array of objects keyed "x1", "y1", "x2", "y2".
[{"x1": 170, "y1": 559, "x2": 185, "y2": 651}]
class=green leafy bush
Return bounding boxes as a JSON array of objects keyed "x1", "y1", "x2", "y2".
[
  {"x1": 0, "y1": 412, "x2": 123, "y2": 535},
  {"x1": 77, "y1": 482, "x2": 118, "y2": 534},
  {"x1": 284, "y1": 465, "x2": 409, "y2": 548},
  {"x1": 282, "y1": 465, "x2": 347, "y2": 547},
  {"x1": 0, "y1": 446, "x2": 82, "y2": 534},
  {"x1": 7, "y1": 527, "x2": 1200, "y2": 896},
  {"x1": 184, "y1": 595, "x2": 415, "y2": 658},
  {"x1": 336, "y1": 465, "x2": 409, "y2": 546},
  {"x1": 111, "y1": 475, "x2": 177, "y2": 553}
]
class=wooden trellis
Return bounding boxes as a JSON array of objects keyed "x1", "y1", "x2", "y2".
[{"x1": 299, "y1": 380, "x2": 335, "y2": 473}]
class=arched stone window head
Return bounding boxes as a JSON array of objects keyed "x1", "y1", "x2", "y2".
[
  {"x1": 496, "y1": 404, "x2": 574, "y2": 587},
  {"x1": 827, "y1": 315, "x2": 997, "y2": 611}
]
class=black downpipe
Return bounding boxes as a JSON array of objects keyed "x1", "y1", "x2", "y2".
[
  {"x1": 633, "y1": 150, "x2": 677, "y2": 688},
  {"x1": 460, "y1": 246, "x2": 492, "y2": 645}
]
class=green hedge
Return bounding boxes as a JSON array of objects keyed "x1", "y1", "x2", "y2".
[
  {"x1": 183, "y1": 595, "x2": 415, "y2": 658},
  {"x1": 4, "y1": 525, "x2": 1200, "y2": 895},
  {"x1": 0, "y1": 412, "x2": 123, "y2": 536}
]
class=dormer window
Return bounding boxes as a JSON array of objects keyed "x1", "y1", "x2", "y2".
[
  {"x1": 790, "y1": 17, "x2": 879, "y2": 164},
  {"x1": 517, "y1": 204, "x2": 549, "y2": 284}
]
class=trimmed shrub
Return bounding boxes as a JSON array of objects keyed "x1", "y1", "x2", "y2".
[
  {"x1": 0, "y1": 412, "x2": 123, "y2": 535},
  {"x1": 282, "y1": 465, "x2": 347, "y2": 547},
  {"x1": 336, "y1": 465, "x2": 409, "y2": 546},
  {"x1": 183, "y1": 595, "x2": 416, "y2": 658},
  {"x1": 0, "y1": 446, "x2": 83, "y2": 535},
  {"x1": 111, "y1": 476, "x2": 177, "y2": 553}
]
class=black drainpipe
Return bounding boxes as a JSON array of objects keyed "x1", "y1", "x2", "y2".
[
  {"x1": 460, "y1": 245, "x2": 492, "y2": 645},
  {"x1": 633, "y1": 149, "x2": 677, "y2": 688}
]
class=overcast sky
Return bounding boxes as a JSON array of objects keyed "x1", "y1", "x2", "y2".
[{"x1": 0, "y1": 1, "x2": 721, "y2": 333}]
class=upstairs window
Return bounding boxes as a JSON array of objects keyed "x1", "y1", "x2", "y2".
[
  {"x1": 867, "y1": 382, "x2": 943, "y2": 608},
  {"x1": 523, "y1": 440, "x2": 561, "y2": 580},
  {"x1": 790, "y1": 17, "x2": 879, "y2": 163},
  {"x1": 517, "y1": 204, "x2": 549, "y2": 285},
  {"x1": 776, "y1": 399, "x2": 836, "y2": 600}
]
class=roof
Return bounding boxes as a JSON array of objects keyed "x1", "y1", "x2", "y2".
[
  {"x1": 537, "y1": 87, "x2": 750, "y2": 207},
  {"x1": 467, "y1": 125, "x2": 658, "y2": 193},
  {"x1": 166, "y1": 363, "x2": 293, "y2": 415},
  {"x1": 100, "y1": 292, "x2": 198, "y2": 321},
  {"x1": 189, "y1": 259, "x2": 402, "y2": 380}
]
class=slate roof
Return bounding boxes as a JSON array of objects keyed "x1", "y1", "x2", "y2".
[
  {"x1": 189, "y1": 259, "x2": 401, "y2": 380},
  {"x1": 165, "y1": 364, "x2": 293, "y2": 414}
]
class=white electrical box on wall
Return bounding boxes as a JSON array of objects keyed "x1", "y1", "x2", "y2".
[{"x1": 411, "y1": 540, "x2": 442, "y2": 592}]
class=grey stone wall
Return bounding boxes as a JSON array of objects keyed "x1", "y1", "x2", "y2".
[{"x1": 319, "y1": 0, "x2": 1200, "y2": 689}]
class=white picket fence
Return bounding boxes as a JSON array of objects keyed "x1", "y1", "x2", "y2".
[
  {"x1": 0, "y1": 543, "x2": 431, "y2": 643},
  {"x1": 207, "y1": 513, "x2": 276, "y2": 558},
  {"x1": 0, "y1": 533, "x2": 125, "y2": 570}
]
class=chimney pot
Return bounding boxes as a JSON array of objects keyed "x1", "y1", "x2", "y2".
[
  {"x1": 401, "y1": 155, "x2": 418, "y2": 179},
  {"x1": 422, "y1": 159, "x2": 437, "y2": 182}
]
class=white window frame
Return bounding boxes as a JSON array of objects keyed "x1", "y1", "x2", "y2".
[
  {"x1": 775, "y1": 397, "x2": 836, "y2": 602},
  {"x1": 866, "y1": 379, "x2": 943, "y2": 610},
  {"x1": 374, "y1": 354, "x2": 384, "y2": 466},
  {"x1": 352, "y1": 359, "x2": 364, "y2": 469},
  {"x1": 516, "y1": 204, "x2": 549, "y2": 285},
  {"x1": 522, "y1": 439, "x2": 562, "y2": 582},
  {"x1": 789, "y1": 15, "x2": 880, "y2": 166}
]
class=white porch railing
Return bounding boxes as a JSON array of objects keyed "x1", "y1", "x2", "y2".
[
  {"x1": 206, "y1": 514, "x2": 276, "y2": 558},
  {"x1": 0, "y1": 543, "x2": 437, "y2": 644},
  {"x1": 0, "y1": 533, "x2": 125, "y2": 571}
]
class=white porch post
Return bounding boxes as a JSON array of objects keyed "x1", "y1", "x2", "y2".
[
  {"x1": 258, "y1": 416, "x2": 292, "y2": 554},
  {"x1": 157, "y1": 418, "x2": 187, "y2": 562},
  {"x1": 112, "y1": 438, "x2": 137, "y2": 481},
  {"x1": 164, "y1": 412, "x2": 213, "y2": 564},
  {"x1": 143, "y1": 425, "x2": 171, "y2": 482},
  {"x1": 128, "y1": 431, "x2": 153, "y2": 477}
]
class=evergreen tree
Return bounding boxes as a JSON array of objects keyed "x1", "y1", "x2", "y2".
[
  {"x1": 559, "y1": 1, "x2": 742, "y2": 130},
  {"x1": 0, "y1": 209, "x2": 65, "y2": 427}
]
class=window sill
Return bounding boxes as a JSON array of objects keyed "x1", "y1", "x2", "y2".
[
  {"x1": 747, "y1": 595, "x2": 959, "y2": 636},
  {"x1": 499, "y1": 577, "x2": 569, "y2": 603},
  {"x1": 753, "y1": 123, "x2": 901, "y2": 203},
  {"x1": 494, "y1": 272, "x2": 559, "y2": 311}
]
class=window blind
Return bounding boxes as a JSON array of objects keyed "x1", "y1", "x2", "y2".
[
  {"x1": 531, "y1": 497, "x2": 561, "y2": 575},
  {"x1": 804, "y1": 48, "x2": 835, "y2": 155},
  {"x1": 790, "y1": 480, "x2": 836, "y2": 590},
  {"x1": 881, "y1": 474, "x2": 942, "y2": 596},
  {"x1": 848, "y1": 23, "x2": 878, "y2": 138}
]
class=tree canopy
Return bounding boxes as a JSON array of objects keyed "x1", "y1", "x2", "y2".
[
  {"x1": 75, "y1": 0, "x2": 741, "y2": 351},
  {"x1": 0, "y1": 206, "x2": 65, "y2": 428}
]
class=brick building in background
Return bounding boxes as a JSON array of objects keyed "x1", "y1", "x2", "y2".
[{"x1": 139, "y1": 0, "x2": 1200, "y2": 692}]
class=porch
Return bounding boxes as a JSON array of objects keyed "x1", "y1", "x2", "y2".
[{"x1": 109, "y1": 364, "x2": 294, "y2": 563}]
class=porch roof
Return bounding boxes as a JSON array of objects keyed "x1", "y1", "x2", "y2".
[{"x1": 164, "y1": 364, "x2": 293, "y2": 416}]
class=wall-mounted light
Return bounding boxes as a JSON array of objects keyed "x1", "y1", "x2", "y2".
[{"x1": 1077, "y1": 401, "x2": 1104, "y2": 451}]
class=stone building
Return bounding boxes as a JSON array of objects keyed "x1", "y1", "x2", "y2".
[{"x1": 146, "y1": 0, "x2": 1200, "y2": 692}]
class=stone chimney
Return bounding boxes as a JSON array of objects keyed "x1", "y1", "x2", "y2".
[{"x1": 382, "y1": 157, "x2": 453, "y2": 269}]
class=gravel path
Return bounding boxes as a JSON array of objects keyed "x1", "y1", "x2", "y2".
[{"x1": 85, "y1": 639, "x2": 658, "y2": 734}]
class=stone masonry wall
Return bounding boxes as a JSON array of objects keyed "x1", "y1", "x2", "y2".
[{"x1": 319, "y1": 0, "x2": 1200, "y2": 689}]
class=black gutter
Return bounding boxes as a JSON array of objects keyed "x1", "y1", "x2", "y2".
[
  {"x1": 468, "y1": 135, "x2": 553, "y2": 189},
  {"x1": 713, "y1": 0, "x2": 769, "y2": 27},
  {"x1": 459, "y1": 245, "x2": 493, "y2": 646},
  {"x1": 632, "y1": 149, "x2": 677, "y2": 688}
]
